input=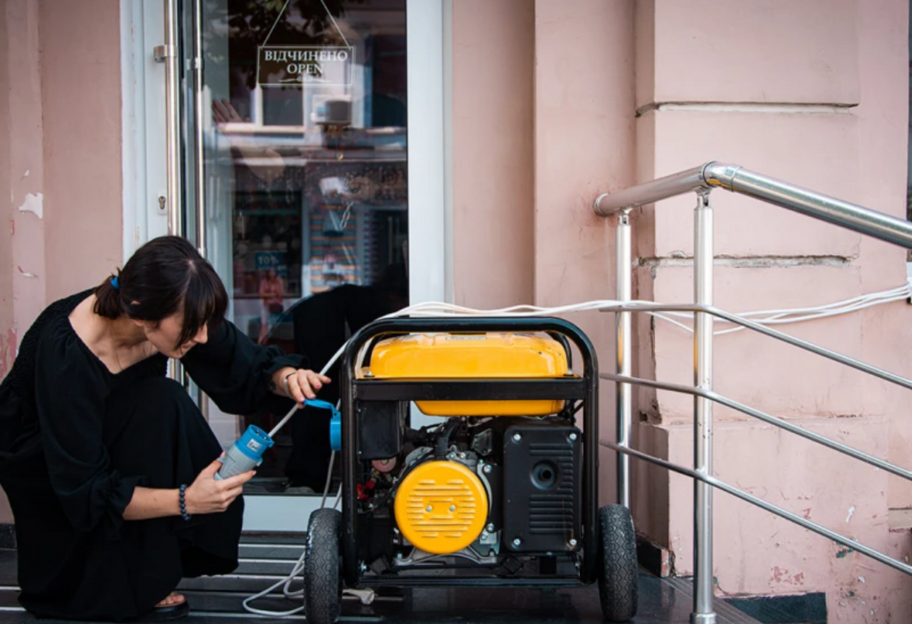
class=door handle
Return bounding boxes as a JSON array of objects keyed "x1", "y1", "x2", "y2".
[{"x1": 163, "y1": 0, "x2": 182, "y2": 237}]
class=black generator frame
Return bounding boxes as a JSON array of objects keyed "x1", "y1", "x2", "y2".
[{"x1": 339, "y1": 316, "x2": 600, "y2": 589}]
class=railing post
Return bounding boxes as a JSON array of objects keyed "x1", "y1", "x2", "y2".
[
  {"x1": 692, "y1": 192, "x2": 716, "y2": 624},
  {"x1": 616, "y1": 209, "x2": 633, "y2": 508}
]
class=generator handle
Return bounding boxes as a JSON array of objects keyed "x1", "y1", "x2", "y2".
[{"x1": 339, "y1": 316, "x2": 601, "y2": 588}]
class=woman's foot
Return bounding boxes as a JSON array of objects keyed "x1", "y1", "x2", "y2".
[
  {"x1": 155, "y1": 593, "x2": 185, "y2": 608},
  {"x1": 133, "y1": 592, "x2": 190, "y2": 621}
]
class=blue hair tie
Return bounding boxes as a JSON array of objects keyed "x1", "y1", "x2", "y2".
[{"x1": 111, "y1": 276, "x2": 120, "y2": 291}]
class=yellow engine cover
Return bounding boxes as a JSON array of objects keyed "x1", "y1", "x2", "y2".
[
  {"x1": 362, "y1": 332, "x2": 569, "y2": 416},
  {"x1": 394, "y1": 460, "x2": 489, "y2": 555}
]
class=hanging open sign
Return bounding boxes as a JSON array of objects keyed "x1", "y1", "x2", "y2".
[{"x1": 257, "y1": 45, "x2": 354, "y2": 87}]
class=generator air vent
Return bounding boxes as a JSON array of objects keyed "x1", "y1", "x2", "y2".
[{"x1": 394, "y1": 460, "x2": 489, "y2": 555}]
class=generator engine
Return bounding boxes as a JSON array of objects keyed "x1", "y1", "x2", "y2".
[{"x1": 353, "y1": 332, "x2": 583, "y2": 572}]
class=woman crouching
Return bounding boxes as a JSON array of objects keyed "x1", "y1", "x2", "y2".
[{"x1": 0, "y1": 236, "x2": 328, "y2": 621}]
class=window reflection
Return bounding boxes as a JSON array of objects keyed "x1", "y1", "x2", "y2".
[{"x1": 204, "y1": 0, "x2": 408, "y2": 488}]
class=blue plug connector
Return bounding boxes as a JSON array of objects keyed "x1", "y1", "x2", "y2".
[{"x1": 215, "y1": 399, "x2": 342, "y2": 480}]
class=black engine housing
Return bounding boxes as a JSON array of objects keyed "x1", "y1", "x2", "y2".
[{"x1": 502, "y1": 425, "x2": 582, "y2": 553}]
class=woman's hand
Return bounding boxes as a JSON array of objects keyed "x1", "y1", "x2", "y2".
[
  {"x1": 211, "y1": 98, "x2": 285, "y2": 182},
  {"x1": 212, "y1": 98, "x2": 247, "y2": 125},
  {"x1": 184, "y1": 458, "x2": 254, "y2": 514},
  {"x1": 274, "y1": 367, "x2": 332, "y2": 404}
]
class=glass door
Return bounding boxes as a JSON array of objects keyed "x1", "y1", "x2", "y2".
[{"x1": 179, "y1": 0, "x2": 409, "y2": 530}]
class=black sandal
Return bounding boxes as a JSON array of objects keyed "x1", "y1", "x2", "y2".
[{"x1": 135, "y1": 599, "x2": 190, "y2": 622}]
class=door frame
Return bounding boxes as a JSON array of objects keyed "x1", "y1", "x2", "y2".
[{"x1": 120, "y1": 0, "x2": 453, "y2": 532}]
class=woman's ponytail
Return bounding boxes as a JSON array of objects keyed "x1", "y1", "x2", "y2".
[{"x1": 93, "y1": 274, "x2": 124, "y2": 319}]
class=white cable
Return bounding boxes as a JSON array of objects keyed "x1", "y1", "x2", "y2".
[
  {"x1": 241, "y1": 548, "x2": 306, "y2": 616},
  {"x1": 242, "y1": 280, "x2": 910, "y2": 616},
  {"x1": 714, "y1": 293, "x2": 912, "y2": 336},
  {"x1": 390, "y1": 282, "x2": 911, "y2": 325},
  {"x1": 656, "y1": 285, "x2": 910, "y2": 322},
  {"x1": 241, "y1": 481, "x2": 336, "y2": 613},
  {"x1": 244, "y1": 410, "x2": 343, "y2": 615},
  {"x1": 659, "y1": 283, "x2": 912, "y2": 336},
  {"x1": 320, "y1": 451, "x2": 336, "y2": 510}
]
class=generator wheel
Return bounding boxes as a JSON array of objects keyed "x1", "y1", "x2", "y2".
[
  {"x1": 598, "y1": 504, "x2": 638, "y2": 622},
  {"x1": 304, "y1": 508, "x2": 342, "y2": 624}
]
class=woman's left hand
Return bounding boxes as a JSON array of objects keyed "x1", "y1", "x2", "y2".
[{"x1": 275, "y1": 368, "x2": 331, "y2": 404}]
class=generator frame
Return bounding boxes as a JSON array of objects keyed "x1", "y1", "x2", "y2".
[{"x1": 339, "y1": 316, "x2": 600, "y2": 589}]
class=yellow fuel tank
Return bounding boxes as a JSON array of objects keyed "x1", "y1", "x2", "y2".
[{"x1": 360, "y1": 332, "x2": 568, "y2": 416}]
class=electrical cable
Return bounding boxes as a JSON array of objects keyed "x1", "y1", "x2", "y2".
[{"x1": 241, "y1": 397, "x2": 341, "y2": 615}]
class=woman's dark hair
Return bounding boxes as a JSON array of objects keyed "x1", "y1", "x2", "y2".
[{"x1": 94, "y1": 236, "x2": 229, "y2": 346}]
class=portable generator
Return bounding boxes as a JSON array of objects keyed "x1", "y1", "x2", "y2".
[{"x1": 301, "y1": 317, "x2": 638, "y2": 623}]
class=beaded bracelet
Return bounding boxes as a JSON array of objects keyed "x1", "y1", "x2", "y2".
[{"x1": 179, "y1": 484, "x2": 191, "y2": 521}]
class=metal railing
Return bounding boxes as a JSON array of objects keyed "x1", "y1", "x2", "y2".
[{"x1": 593, "y1": 162, "x2": 912, "y2": 624}]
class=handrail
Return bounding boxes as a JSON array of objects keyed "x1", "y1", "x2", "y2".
[
  {"x1": 599, "y1": 371, "x2": 912, "y2": 483},
  {"x1": 594, "y1": 161, "x2": 912, "y2": 249},
  {"x1": 593, "y1": 163, "x2": 912, "y2": 622},
  {"x1": 599, "y1": 303, "x2": 912, "y2": 391},
  {"x1": 598, "y1": 439, "x2": 912, "y2": 577}
]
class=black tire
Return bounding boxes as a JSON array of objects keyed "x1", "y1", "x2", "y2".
[
  {"x1": 598, "y1": 504, "x2": 638, "y2": 622},
  {"x1": 304, "y1": 508, "x2": 342, "y2": 624}
]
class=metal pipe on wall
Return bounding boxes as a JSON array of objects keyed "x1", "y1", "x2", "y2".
[
  {"x1": 702, "y1": 163, "x2": 912, "y2": 249},
  {"x1": 592, "y1": 160, "x2": 912, "y2": 620},
  {"x1": 600, "y1": 371, "x2": 912, "y2": 484},
  {"x1": 615, "y1": 210, "x2": 633, "y2": 508},
  {"x1": 593, "y1": 166, "x2": 708, "y2": 216},
  {"x1": 593, "y1": 161, "x2": 912, "y2": 250},
  {"x1": 692, "y1": 192, "x2": 716, "y2": 624}
]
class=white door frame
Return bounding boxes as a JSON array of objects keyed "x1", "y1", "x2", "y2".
[
  {"x1": 120, "y1": 0, "x2": 171, "y2": 261},
  {"x1": 405, "y1": 0, "x2": 447, "y2": 307},
  {"x1": 120, "y1": 0, "x2": 452, "y2": 532}
]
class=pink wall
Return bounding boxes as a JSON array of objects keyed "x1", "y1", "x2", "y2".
[
  {"x1": 452, "y1": 0, "x2": 535, "y2": 309},
  {"x1": 453, "y1": 0, "x2": 637, "y2": 504},
  {"x1": 634, "y1": 0, "x2": 912, "y2": 621},
  {"x1": 0, "y1": 4, "x2": 14, "y2": 381},
  {"x1": 40, "y1": 0, "x2": 124, "y2": 301},
  {"x1": 453, "y1": 0, "x2": 912, "y2": 620},
  {"x1": 3, "y1": 0, "x2": 47, "y2": 386},
  {"x1": 0, "y1": 0, "x2": 123, "y2": 368},
  {"x1": 0, "y1": 0, "x2": 123, "y2": 524},
  {"x1": 1, "y1": 0, "x2": 910, "y2": 618},
  {"x1": 531, "y1": 0, "x2": 636, "y2": 507}
]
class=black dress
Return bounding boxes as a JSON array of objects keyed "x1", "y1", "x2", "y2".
[{"x1": 0, "y1": 291, "x2": 302, "y2": 621}]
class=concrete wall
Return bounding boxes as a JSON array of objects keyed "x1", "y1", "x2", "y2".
[
  {"x1": 453, "y1": 0, "x2": 637, "y2": 505},
  {"x1": 532, "y1": 0, "x2": 636, "y2": 508},
  {"x1": 40, "y1": 0, "x2": 124, "y2": 300},
  {"x1": 453, "y1": 0, "x2": 912, "y2": 621},
  {"x1": 451, "y1": 0, "x2": 535, "y2": 310},
  {"x1": 635, "y1": 2, "x2": 912, "y2": 621},
  {"x1": 0, "y1": 4, "x2": 14, "y2": 382},
  {"x1": 0, "y1": 0, "x2": 123, "y2": 523}
]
